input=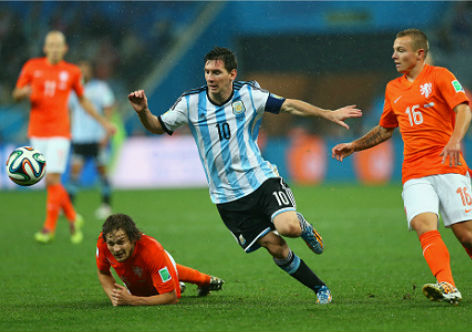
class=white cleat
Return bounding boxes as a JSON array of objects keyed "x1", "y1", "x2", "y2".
[{"x1": 422, "y1": 281, "x2": 462, "y2": 305}]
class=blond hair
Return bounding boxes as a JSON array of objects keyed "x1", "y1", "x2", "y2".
[{"x1": 396, "y1": 28, "x2": 429, "y2": 58}]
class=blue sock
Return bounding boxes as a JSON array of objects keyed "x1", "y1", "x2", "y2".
[
  {"x1": 274, "y1": 249, "x2": 324, "y2": 292},
  {"x1": 67, "y1": 179, "x2": 79, "y2": 204},
  {"x1": 100, "y1": 176, "x2": 111, "y2": 205}
]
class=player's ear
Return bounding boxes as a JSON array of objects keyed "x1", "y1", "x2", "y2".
[
  {"x1": 417, "y1": 48, "x2": 425, "y2": 61},
  {"x1": 230, "y1": 69, "x2": 237, "y2": 80}
]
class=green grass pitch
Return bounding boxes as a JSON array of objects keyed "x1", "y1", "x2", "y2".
[{"x1": 0, "y1": 184, "x2": 470, "y2": 332}]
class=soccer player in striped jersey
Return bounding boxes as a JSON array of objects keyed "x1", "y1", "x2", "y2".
[
  {"x1": 67, "y1": 60, "x2": 115, "y2": 220},
  {"x1": 332, "y1": 29, "x2": 472, "y2": 305},
  {"x1": 128, "y1": 47, "x2": 362, "y2": 304}
]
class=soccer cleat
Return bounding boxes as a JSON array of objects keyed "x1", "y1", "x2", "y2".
[
  {"x1": 34, "y1": 230, "x2": 55, "y2": 244},
  {"x1": 179, "y1": 282, "x2": 186, "y2": 294},
  {"x1": 315, "y1": 285, "x2": 332, "y2": 304},
  {"x1": 422, "y1": 282, "x2": 462, "y2": 305},
  {"x1": 197, "y1": 276, "x2": 224, "y2": 297},
  {"x1": 70, "y1": 214, "x2": 84, "y2": 244},
  {"x1": 95, "y1": 204, "x2": 112, "y2": 220},
  {"x1": 298, "y1": 213, "x2": 324, "y2": 254}
]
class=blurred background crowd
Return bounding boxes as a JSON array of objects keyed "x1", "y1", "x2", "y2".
[{"x1": 1, "y1": 1, "x2": 471, "y2": 187}]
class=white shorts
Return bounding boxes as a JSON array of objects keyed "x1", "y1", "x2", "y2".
[
  {"x1": 30, "y1": 137, "x2": 70, "y2": 174},
  {"x1": 402, "y1": 173, "x2": 472, "y2": 229}
]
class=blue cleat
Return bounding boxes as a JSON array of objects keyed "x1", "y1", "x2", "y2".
[
  {"x1": 298, "y1": 213, "x2": 324, "y2": 254},
  {"x1": 316, "y1": 285, "x2": 332, "y2": 304}
]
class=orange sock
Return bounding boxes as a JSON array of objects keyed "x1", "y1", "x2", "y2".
[
  {"x1": 419, "y1": 230, "x2": 455, "y2": 286},
  {"x1": 43, "y1": 184, "x2": 62, "y2": 232},
  {"x1": 176, "y1": 264, "x2": 211, "y2": 287},
  {"x1": 57, "y1": 184, "x2": 76, "y2": 222}
]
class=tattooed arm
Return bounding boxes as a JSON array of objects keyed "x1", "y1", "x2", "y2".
[{"x1": 331, "y1": 125, "x2": 395, "y2": 162}]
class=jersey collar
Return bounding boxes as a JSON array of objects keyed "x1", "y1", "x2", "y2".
[{"x1": 206, "y1": 87, "x2": 234, "y2": 107}]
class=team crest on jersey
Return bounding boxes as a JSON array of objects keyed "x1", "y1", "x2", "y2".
[
  {"x1": 232, "y1": 100, "x2": 246, "y2": 115},
  {"x1": 133, "y1": 266, "x2": 143, "y2": 278},
  {"x1": 420, "y1": 83, "x2": 432, "y2": 98},
  {"x1": 59, "y1": 71, "x2": 69, "y2": 82},
  {"x1": 452, "y1": 80, "x2": 464, "y2": 93}
]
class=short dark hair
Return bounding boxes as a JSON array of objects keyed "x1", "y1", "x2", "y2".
[
  {"x1": 204, "y1": 47, "x2": 237, "y2": 72},
  {"x1": 102, "y1": 214, "x2": 142, "y2": 243},
  {"x1": 396, "y1": 28, "x2": 429, "y2": 58}
]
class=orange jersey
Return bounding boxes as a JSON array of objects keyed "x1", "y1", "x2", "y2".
[
  {"x1": 96, "y1": 234, "x2": 181, "y2": 298},
  {"x1": 379, "y1": 64, "x2": 471, "y2": 183},
  {"x1": 15, "y1": 57, "x2": 84, "y2": 138}
]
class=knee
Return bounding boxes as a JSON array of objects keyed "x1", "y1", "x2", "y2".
[
  {"x1": 456, "y1": 231, "x2": 472, "y2": 248},
  {"x1": 46, "y1": 173, "x2": 61, "y2": 186},
  {"x1": 274, "y1": 215, "x2": 301, "y2": 237},
  {"x1": 259, "y1": 237, "x2": 289, "y2": 259}
]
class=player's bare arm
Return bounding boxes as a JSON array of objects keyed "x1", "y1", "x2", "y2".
[
  {"x1": 78, "y1": 96, "x2": 117, "y2": 136},
  {"x1": 280, "y1": 99, "x2": 362, "y2": 129},
  {"x1": 100, "y1": 104, "x2": 116, "y2": 147},
  {"x1": 441, "y1": 103, "x2": 472, "y2": 166},
  {"x1": 111, "y1": 283, "x2": 177, "y2": 306},
  {"x1": 12, "y1": 86, "x2": 32, "y2": 101},
  {"x1": 332, "y1": 125, "x2": 394, "y2": 162},
  {"x1": 97, "y1": 269, "x2": 117, "y2": 303},
  {"x1": 128, "y1": 90, "x2": 165, "y2": 135}
]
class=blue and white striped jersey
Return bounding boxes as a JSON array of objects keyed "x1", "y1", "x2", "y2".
[
  {"x1": 69, "y1": 79, "x2": 115, "y2": 143},
  {"x1": 159, "y1": 80, "x2": 285, "y2": 204}
]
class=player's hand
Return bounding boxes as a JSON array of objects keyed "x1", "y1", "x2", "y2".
[
  {"x1": 111, "y1": 283, "x2": 133, "y2": 306},
  {"x1": 329, "y1": 105, "x2": 363, "y2": 130},
  {"x1": 331, "y1": 142, "x2": 355, "y2": 162},
  {"x1": 13, "y1": 86, "x2": 33, "y2": 101},
  {"x1": 128, "y1": 90, "x2": 148, "y2": 113},
  {"x1": 104, "y1": 122, "x2": 117, "y2": 137},
  {"x1": 440, "y1": 139, "x2": 462, "y2": 167},
  {"x1": 99, "y1": 135, "x2": 110, "y2": 149}
]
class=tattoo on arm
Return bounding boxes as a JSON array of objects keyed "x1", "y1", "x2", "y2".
[{"x1": 353, "y1": 126, "x2": 394, "y2": 152}]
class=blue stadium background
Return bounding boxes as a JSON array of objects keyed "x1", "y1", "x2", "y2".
[{"x1": 1, "y1": 1, "x2": 471, "y2": 189}]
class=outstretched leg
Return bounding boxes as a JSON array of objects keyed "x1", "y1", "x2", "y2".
[
  {"x1": 412, "y1": 213, "x2": 461, "y2": 304},
  {"x1": 258, "y1": 231, "x2": 331, "y2": 304},
  {"x1": 272, "y1": 210, "x2": 323, "y2": 254},
  {"x1": 176, "y1": 264, "x2": 224, "y2": 296},
  {"x1": 451, "y1": 220, "x2": 472, "y2": 259}
]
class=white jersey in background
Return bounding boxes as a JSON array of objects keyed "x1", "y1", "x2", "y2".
[
  {"x1": 69, "y1": 79, "x2": 115, "y2": 143},
  {"x1": 159, "y1": 80, "x2": 285, "y2": 204}
]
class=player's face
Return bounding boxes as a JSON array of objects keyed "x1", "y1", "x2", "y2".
[
  {"x1": 79, "y1": 62, "x2": 92, "y2": 82},
  {"x1": 43, "y1": 32, "x2": 68, "y2": 65},
  {"x1": 105, "y1": 229, "x2": 136, "y2": 262},
  {"x1": 204, "y1": 59, "x2": 237, "y2": 101},
  {"x1": 392, "y1": 36, "x2": 421, "y2": 74}
]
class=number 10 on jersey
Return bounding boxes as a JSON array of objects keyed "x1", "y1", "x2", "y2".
[{"x1": 216, "y1": 122, "x2": 231, "y2": 140}]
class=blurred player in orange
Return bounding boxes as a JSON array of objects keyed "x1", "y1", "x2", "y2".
[
  {"x1": 12, "y1": 30, "x2": 115, "y2": 244},
  {"x1": 332, "y1": 29, "x2": 472, "y2": 305},
  {"x1": 96, "y1": 213, "x2": 224, "y2": 306}
]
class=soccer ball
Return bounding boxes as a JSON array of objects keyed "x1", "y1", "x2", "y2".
[{"x1": 6, "y1": 146, "x2": 46, "y2": 186}]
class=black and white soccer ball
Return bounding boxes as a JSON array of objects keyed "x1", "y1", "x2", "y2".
[{"x1": 6, "y1": 146, "x2": 46, "y2": 186}]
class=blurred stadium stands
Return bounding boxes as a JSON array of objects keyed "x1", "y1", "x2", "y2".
[{"x1": 1, "y1": 1, "x2": 471, "y2": 188}]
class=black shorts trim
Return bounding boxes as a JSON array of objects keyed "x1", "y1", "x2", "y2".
[{"x1": 72, "y1": 142, "x2": 100, "y2": 158}]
